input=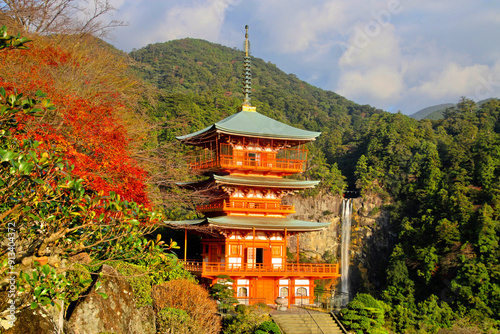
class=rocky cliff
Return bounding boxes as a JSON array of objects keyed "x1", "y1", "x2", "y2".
[{"x1": 284, "y1": 192, "x2": 395, "y2": 295}]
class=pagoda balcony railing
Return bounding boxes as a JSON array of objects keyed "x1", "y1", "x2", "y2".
[
  {"x1": 190, "y1": 144, "x2": 308, "y2": 173},
  {"x1": 197, "y1": 200, "x2": 295, "y2": 214},
  {"x1": 182, "y1": 261, "x2": 340, "y2": 278}
]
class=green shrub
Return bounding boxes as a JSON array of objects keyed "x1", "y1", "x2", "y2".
[
  {"x1": 415, "y1": 295, "x2": 456, "y2": 332},
  {"x1": 340, "y1": 293, "x2": 389, "y2": 334},
  {"x1": 64, "y1": 263, "x2": 94, "y2": 303},
  {"x1": 111, "y1": 252, "x2": 196, "y2": 308},
  {"x1": 254, "y1": 302, "x2": 271, "y2": 311},
  {"x1": 235, "y1": 304, "x2": 248, "y2": 314},
  {"x1": 156, "y1": 307, "x2": 201, "y2": 334},
  {"x1": 255, "y1": 320, "x2": 281, "y2": 334},
  {"x1": 210, "y1": 275, "x2": 238, "y2": 312},
  {"x1": 222, "y1": 304, "x2": 271, "y2": 334}
]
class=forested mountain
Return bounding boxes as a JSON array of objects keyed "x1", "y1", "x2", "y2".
[
  {"x1": 411, "y1": 98, "x2": 499, "y2": 121},
  {"x1": 131, "y1": 38, "x2": 383, "y2": 190},
  {"x1": 410, "y1": 103, "x2": 455, "y2": 120},
  {"x1": 132, "y1": 39, "x2": 500, "y2": 332}
]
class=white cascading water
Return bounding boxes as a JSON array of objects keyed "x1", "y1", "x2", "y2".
[{"x1": 340, "y1": 198, "x2": 352, "y2": 306}]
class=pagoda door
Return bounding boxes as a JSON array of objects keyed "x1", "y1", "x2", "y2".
[
  {"x1": 248, "y1": 247, "x2": 272, "y2": 268},
  {"x1": 254, "y1": 278, "x2": 275, "y2": 304},
  {"x1": 261, "y1": 152, "x2": 269, "y2": 168},
  {"x1": 246, "y1": 247, "x2": 272, "y2": 268},
  {"x1": 263, "y1": 247, "x2": 272, "y2": 266},
  {"x1": 209, "y1": 245, "x2": 218, "y2": 263}
]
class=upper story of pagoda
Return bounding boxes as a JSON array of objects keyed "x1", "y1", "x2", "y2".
[
  {"x1": 177, "y1": 105, "x2": 320, "y2": 177},
  {"x1": 177, "y1": 26, "x2": 320, "y2": 177}
]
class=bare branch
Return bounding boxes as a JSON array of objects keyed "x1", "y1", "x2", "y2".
[{"x1": 1, "y1": 0, "x2": 126, "y2": 37}]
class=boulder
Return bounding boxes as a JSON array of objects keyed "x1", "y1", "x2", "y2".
[
  {"x1": 4, "y1": 307, "x2": 58, "y2": 334},
  {"x1": 66, "y1": 264, "x2": 152, "y2": 334}
]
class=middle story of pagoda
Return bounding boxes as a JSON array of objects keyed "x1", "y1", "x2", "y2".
[{"x1": 165, "y1": 26, "x2": 340, "y2": 307}]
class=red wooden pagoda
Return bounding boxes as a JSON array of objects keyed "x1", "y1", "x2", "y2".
[{"x1": 168, "y1": 26, "x2": 340, "y2": 306}]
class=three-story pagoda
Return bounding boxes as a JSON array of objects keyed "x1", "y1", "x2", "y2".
[{"x1": 168, "y1": 26, "x2": 340, "y2": 306}]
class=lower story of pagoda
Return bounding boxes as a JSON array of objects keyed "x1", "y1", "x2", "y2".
[
  {"x1": 166, "y1": 217, "x2": 339, "y2": 306},
  {"x1": 183, "y1": 261, "x2": 340, "y2": 305}
]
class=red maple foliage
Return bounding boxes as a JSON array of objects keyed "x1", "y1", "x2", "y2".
[{"x1": 0, "y1": 38, "x2": 150, "y2": 205}]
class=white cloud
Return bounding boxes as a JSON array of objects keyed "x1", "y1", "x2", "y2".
[
  {"x1": 254, "y1": 0, "x2": 348, "y2": 53},
  {"x1": 107, "y1": 0, "x2": 239, "y2": 50},
  {"x1": 336, "y1": 24, "x2": 405, "y2": 103},
  {"x1": 339, "y1": 25, "x2": 401, "y2": 67},
  {"x1": 334, "y1": 0, "x2": 500, "y2": 112},
  {"x1": 152, "y1": 0, "x2": 239, "y2": 43},
  {"x1": 413, "y1": 61, "x2": 500, "y2": 101},
  {"x1": 338, "y1": 67, "x2": 404, "y2": 101}
]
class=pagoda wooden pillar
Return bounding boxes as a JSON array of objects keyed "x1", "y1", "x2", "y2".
[
  {"x1": 296, "y1": 233, "x2": 300, "y2": 266},
  {"x1": 184, "y1": 229, "x2": 187, "y2": 261},
  {"x1": 284, "y1": 228, "x2": 287, "y2": 268}
]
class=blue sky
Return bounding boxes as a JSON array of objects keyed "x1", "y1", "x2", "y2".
[{"x1": 105, "y1": 0, "x2": 500, "y2": 115}]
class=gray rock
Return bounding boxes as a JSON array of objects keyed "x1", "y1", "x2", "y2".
[
  {"x1": 66, "y1": 264, "x2": 150, "y2": 334},
  {"x1": 4, "y1": 307, "x2": 58, "y2": 334}
]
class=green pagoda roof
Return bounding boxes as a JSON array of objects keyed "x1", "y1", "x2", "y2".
[
  {"x1": 177, "y1": 174, "x2": 320, "y2": 189},
  {"x1": 214, "y1": 175, "x2": 319, "y2": 189},
  {"x1": 164, "y1": 216, "x2": 330, "y2": 232},
  {"x1": 208, "y1": 216, "x2": 330, "y2": 231},
  {"x1": 176, "y1": 110, "x2": 321, "y2": 142}
]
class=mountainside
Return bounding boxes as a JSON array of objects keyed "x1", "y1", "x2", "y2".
[
  {"x1": 411, "y1": 98, "x2": 499, "y2": 120},
  {"x1": 410, "y1": 103, "x2": 455, "y2": 120},
  {"x1": 130, "y1": 38, "x2": 383, "y2": 186},
  {"x1": 130, "y1": 38, "x2": 382, "y2": 128}
]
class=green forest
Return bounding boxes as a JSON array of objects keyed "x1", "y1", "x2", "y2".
[{"x1": 0, "y1": 12, "x2": 499, "y2": 333}]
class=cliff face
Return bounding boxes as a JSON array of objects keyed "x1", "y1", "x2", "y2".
[{"x1": 283, "y1": 192, "x2": 395, "y2": 295}]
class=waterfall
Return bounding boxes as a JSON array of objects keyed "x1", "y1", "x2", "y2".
[{"x1": 340, "y1": 198, "x2": 352, "y2": 306}]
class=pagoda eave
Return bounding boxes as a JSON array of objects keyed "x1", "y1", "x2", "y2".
[
  {"x1": 176, "y1": 110, "x2": 321, "y2": 144},
  {"x1": 162, "y1": 217, "x2": 331, "y2": 233},
  {"x1": 214, "y1": 175, "x2": 320, "y2": 189}
]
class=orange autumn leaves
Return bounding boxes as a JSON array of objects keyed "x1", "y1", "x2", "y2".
[{"x1": 0, "y1": 37, "x2": 150, "y2": 205}]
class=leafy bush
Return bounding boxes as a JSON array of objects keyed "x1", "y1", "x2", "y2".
[
  {"x1": 340, "y1": 293, "x2": 389, "y2": 334},
  {"x1": 156, "y1": 307, "x2": 201, "y2": 334},
  {"x1": 222, "y1": 303, "x2": 271, "y2": 334},
  {"x1": 235, "y1": 304, "x2": 248, "y2": 314},
  {"x1": 152, "y1": 279, "x2": 220, "y2": 334},
  {"x1": 415, "y1": 295, "x2": 455, "y2": 333},
  {"x1": 209, "y1": 275, "x2": 238, "y2": 312},
  {"x1": 255, "y1": 320, "x2": 281, "y2": 334},
  {"x1": 111, "y1": 248, "x2": 195, "y2": 307}
]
